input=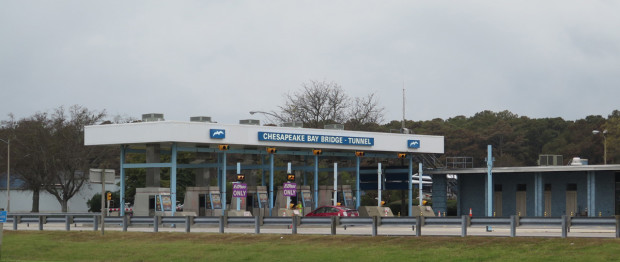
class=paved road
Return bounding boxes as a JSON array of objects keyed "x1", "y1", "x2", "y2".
[{"x1": 5, "y1": 223, "x2": 616, "y2": 238}]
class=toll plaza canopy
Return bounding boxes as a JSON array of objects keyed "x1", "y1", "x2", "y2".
[{"x1": 84, "y1": 121, "x2": 444, "y2": 216}]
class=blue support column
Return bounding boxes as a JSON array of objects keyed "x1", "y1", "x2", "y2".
[
  {"x1": 120, "y1": 145, "x2": 126, "y2": 216},
  {"x1": 418, "y1": 163, "x2": 423, "y2": 206},
  {"x1": 217, "y1": 154, "x2": 221, "y2": 190},
  {"x1": 314, "y1": 155, "x2": 319, "y2": 209},
  {"x1": 171, "y1": 143, "x2": 178, "y2": 216},
  {"x1": 534, "y1": 173, "x2": 543, "y2": 217},
  {"x1": 486, "y1": 145, "x2": 493, "y2": 217},
  {"x1": 356, "y1": 156, "x2": 361, "y2": 209},
  {"x1": 587, "y1": 171, "x2": 596, "y2": 217},
  {"x1": 261, "y1": 156, "x2": 265, "y2": 186},
  {"x1": 408, "y1": 157, "x2": 413, "y2": 216},
  {"x1": 457, "y1": 174, "x2": 461, "y2": 216},
  {"x1": 269, "y1": 154, "x2": 274, "y2": 216},
  {"x1": 222, "y1": 152, "x2": 227, "y2": 216}
]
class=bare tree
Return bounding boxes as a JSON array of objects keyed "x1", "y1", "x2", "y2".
[
  {"x1": 274, "y1": 80, "x2": 383, "y2": 130},
  {"x1": 346, "y1": 93, "x2": 385, "y2": 131},
  {"x1": 43, "y1": 105, "x2": 113, "y2": 212}
]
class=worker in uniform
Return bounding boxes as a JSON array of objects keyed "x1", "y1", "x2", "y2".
[{"x1": 296, "y1": 201, "x2": 303, "y2": 214}]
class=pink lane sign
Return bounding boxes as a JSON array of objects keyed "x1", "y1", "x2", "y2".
[
  {"x1": 232, "y1": 183, "x2": 247, "y2": 198},
  {"x1": 283, "y1": 182, "x2": 297, "y2": 197}
]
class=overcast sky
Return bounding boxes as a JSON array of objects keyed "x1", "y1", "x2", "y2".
[{"x1": 2, "y1": 1, "x2": 620, "y2": 125}]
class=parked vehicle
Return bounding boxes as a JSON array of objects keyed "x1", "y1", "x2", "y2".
[{"x1": 306, "y1": 205, "x2": 359, "y2": 217}]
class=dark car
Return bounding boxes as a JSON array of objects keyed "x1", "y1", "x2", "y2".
[{"x1": 306, "y1": 205, "x2": 359, "y2": 217}]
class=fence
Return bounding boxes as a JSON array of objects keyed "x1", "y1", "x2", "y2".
[{"x1": 5, "y1": 213, "x2": 620, "y2": 238}]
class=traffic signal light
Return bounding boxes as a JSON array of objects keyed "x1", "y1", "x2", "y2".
[
  {"x1": 266, "y1": 147, "x2": 277, "y2": 154},
  {"x1": 398, "y1": 153, "x2": 407, "y2": 159},
  {"x1": 287, "y1": 173, "x2": 295, "y2": 181},
  {"x1": 236, "y1": 174, "x2": 245, "y2": 182},
  {"x1": 313, "y1": 149, "x2": 322, "y2": 155},
  {"x1": 106, "y1": 192, "x2": 112, "y2": 201},
  {"x1": 355, "y1": 151, "x2": 365, "y2": 157},
  {"x1": 218, "y1": 144, "x2": 229, "y2": 151}
]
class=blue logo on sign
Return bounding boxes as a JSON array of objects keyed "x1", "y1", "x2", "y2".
[
  {"x1": 0, "y1": 210, "x2": 7, "y2": 223},
  {"x1": 408, "y1": 140, "x2": 420, "y2": 149},
  {"x1": 210, "y1": 129, "x2": 225, "y2": 139}
]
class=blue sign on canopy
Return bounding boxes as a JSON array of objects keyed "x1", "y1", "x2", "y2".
[
  {"x1": 258, "y1": 132, "x2": 374, "y2": 146},
  {"x1": 0, "y1": 211, "x2": 7, "y2": 223}
]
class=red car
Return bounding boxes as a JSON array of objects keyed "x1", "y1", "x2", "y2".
[{"x1": 306, "y1": 205, "x2": 359, "y2": 217}]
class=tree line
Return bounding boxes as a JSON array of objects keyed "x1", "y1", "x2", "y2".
[{"x1": 1, "y1": 81, "x2": 618, "y2": 212}]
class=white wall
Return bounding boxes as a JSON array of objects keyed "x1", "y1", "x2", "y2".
[{"x1": 0, "y1": 181, "x2": 119, "y2": 213}]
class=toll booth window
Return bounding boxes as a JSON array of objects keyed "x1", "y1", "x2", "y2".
[
  {"x1": 494, "y1": 184, "x2": 502, "y2": 192},
  {"x1": 567, "y1": 184, "x2": 577, "y2": 191},
  {"x1": 258, "y1": 193, "x2": 268, "y2": 208},
  {"x1": 205, "y1": 194, "x2": 212, "y2": 209},
  {"x1": 517, "y1": 184, "x2": 527, "y2": 192},
  {"x1": 149, "y1": 196, "x2": 156, "y2": 211},
  {"x1": 155, "y1": 195, "x2": 162, "y2": 211}
]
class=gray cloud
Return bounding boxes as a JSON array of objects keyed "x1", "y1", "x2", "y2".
[{"x1": 1, "y1": 1, "x2": 619, "y2": 124}]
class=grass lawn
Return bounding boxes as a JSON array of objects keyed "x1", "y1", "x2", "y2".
[{"x1": 2, "y1": 231, "x2": 619, "y2": 261}]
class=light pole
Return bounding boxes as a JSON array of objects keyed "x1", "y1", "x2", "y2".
[
  {"x1": 0, "y1": 138, "x2": 9, "y2": 212},
  {"x1": 592, "y1": 129, "x2": 608, "y2": 165}
]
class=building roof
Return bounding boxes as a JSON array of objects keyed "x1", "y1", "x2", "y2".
[
  {"x1": 426, "y1": 164, "x2": 620, "y2": 175},
  {"x1": 84, "y1": 121, "x2": 444, "y2": 154}
]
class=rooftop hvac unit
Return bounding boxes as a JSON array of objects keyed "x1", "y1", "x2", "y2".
[
  {"x1": 239, "y1": 119, "x2": 260, "y2": 125},
  {"x1": 280, "y1": 121, "x2": 303, "y2": 128},
  {"x1": 324, "y1": 124, "x2": 344, "y2": 130},
  {"x1": 538, "y1": 155, "x2": 563, "y2": 166},
  {"x1": 190, "y1": 116, "x2": 212, "y2": 122},
  {"x1": 142, "y1": 113, "x2": 164, "y2": 122}
]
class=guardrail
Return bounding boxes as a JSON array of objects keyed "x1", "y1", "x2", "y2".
[{"x1": 4, "y1": 213, "x2": 620, "y2": 238}]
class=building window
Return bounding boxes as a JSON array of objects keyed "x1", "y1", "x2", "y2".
[
  {"x1": 517, "y1": 184, "x2": 527, "y2": 191},
  {"x1": 494, "y1": 184, "x2": 502, "y2": 192},
  {"x1": 567, "y1": 183, "x2": 577, "y2": 191},
  {"x1": 545, "y1": 184, "x2": 552, "y2": 191}
]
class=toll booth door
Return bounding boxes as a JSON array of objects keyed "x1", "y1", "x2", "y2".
[
  {"x1": 566, "y1": 191, "x2": 577, "y2": 216},
  {"x1": 544, "y1": 191, "x2": 552, "y2": 217},
  {"x1": 516, "y1": 191, "x2": 527, "y2": 216},
  {"x1": 493, "y1": 192, "x2": 502, "y2": 217}
]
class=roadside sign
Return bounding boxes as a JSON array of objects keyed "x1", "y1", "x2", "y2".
[
  {"x1": 283, "y1": 182, "x2": 296, "y2": 197},
  {"x1": 232, "y1": 183, "x2": 247, "y2": 198},
  {"x1": 0, "y1": 211, "x2": 7, "y2": 223}
]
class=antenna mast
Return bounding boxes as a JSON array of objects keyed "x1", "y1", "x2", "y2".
[{"x1": 402, "y1": 82, "x2": 406, "y2": 130}]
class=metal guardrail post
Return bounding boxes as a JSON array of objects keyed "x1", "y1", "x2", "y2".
[
  {"x1": 65, "y1": 215, "x2": 71, "y2": 231},
  {"x1": 510, "y1": 215, "x2": 516, "y2": 237},
  {"x1": 154, "y1": 216, "x2": 160, "y2": 233},
  {"x1": 461, "y1": 215, "x2": 467, "y2": 237},
  {"x1": 219, "y1": 216, "x2": 225, "y2": 234},
  {"x1": 616, "y1": 215, "x2": 620, "y2": 238},
  {"x1": 255, "y1": 216, "x2": 260, "y2": 234},
  {"x1": 39, "y1": 216, "x2": 45, "y2": 231},
  {"x1": 330, "y1": 216, "x2": 337, "y2": 235},
  {"x1": 561, "y1": 215, "x2": 568, "y2": 238},
  {"x1": 93, "y1": 215, "x2": 99, "y2": 231},
  {"x1": 372, "y1": 216, "x2": 377, "y2": 237},
  {"x1": 292, "y1": 216, "x2": 298, "y2": 235},
  {"x1": 185, "y1": 216, "x2": 192, "y2": 233},
  {"x1": 13, "y1": 215, "x2": 19, "y2": 230},
  {"x1": 416, "y1": 216, "x2": 422, "y2": 237},
  {"x1": 123, "y1": 215, "x2": 128, "y2": 232}
]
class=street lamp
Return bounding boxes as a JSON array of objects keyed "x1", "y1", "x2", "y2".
[
  {"x1": 249, "y1": 110, "x2": 279, "y2": 118},
  {"x1": 0, "y1": 138, "x2": 9, "y2": 212},
  {"x1": 592, "y1": 129, "x2": 608, "y2": 165}
]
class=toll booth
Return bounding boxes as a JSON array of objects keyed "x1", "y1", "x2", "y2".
[
  {"x1": 275, "y1": 184, "x2": 300, "y2": 216},
  {"x1": 134, "y1": 187, "x2": 172, "y2": 216},
  {"x1": 248, "y1": 186, "x2": 269, "y2": 217},
  {"x1": 298, "y1": 185, "x2": 313, "y2": 215},
  {"x1": 339, "y1": 185, "x2": 355, "y2": 209},
  {"x1": 228, "y1": 183, "x2": 250, "y2": 216},
  {"x1": 318, "y1": 185, "x2": 347, "y2": 207},
  {"x1": 183, "y1": 186, "x2": 222, "y2": 216}
]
